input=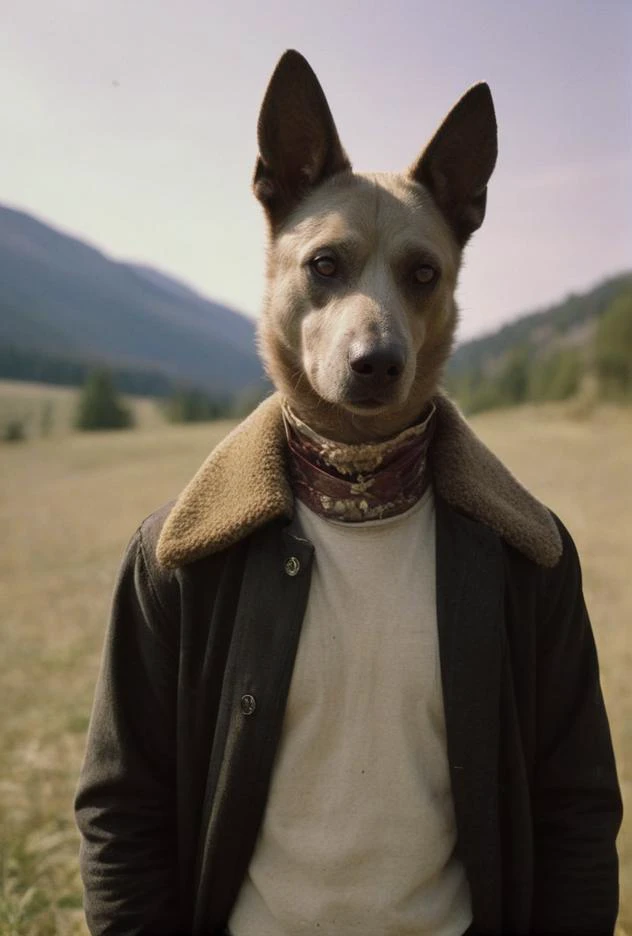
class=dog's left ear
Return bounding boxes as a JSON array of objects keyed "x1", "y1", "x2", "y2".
[
  {"x1": 410, "y1": 83, "x2": 497, "y2": 246},
  {"x1": 254, "y1": 50, "x2": 351, "y2": 225}
]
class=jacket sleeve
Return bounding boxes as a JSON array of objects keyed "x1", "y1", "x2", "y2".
[
  {"x1": 531, "y1": 519, "x2": 623, "y2": 935},
  {"x1": 74, "y1": 526, "x2": 183, "y2": 935}
]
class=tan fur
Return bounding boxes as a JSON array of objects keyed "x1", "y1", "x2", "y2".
[
  {"x1": 259, "y1": 173, "x2": 460, "y2": 442},
  {"x1": 253, "y1": 51, "x2": 497, "y2": 443}
]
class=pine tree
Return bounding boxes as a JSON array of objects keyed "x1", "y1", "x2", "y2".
[{"x1": 75, "y1": 370, "x2": 133, "y2": 431}]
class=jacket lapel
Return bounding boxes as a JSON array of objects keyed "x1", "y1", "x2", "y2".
[{"x1": 435, "y1": 494, "x2": 504, "y2": 934}]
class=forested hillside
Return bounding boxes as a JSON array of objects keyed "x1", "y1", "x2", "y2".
[
  {"x1": 0, "y1": 204, "x2": 264, "y2": 397},
  {"x1": 446, "y1": 272, "x2": 632, "y2": 413}
]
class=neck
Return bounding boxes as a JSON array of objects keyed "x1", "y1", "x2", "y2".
[
  {"x1": 283, "y1": 398, "x2": 435, "y2": 444},
  {"x1": 282, "y1": 401, "x2": 436, "y2": 522}
]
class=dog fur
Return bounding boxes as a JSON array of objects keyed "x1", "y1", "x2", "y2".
[{"x1": 254, "y1": 50, "x2": 497, "y2": 444}]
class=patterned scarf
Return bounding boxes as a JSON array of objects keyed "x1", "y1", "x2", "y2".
[{"x1": 282, "y1": 402, "x2": 436, "y2": 523}]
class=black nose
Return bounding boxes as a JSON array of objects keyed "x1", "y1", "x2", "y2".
[{"x1": 348, "y1": 344, "x2": 405, "y2": 385}]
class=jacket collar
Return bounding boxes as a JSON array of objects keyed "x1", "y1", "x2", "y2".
[{"x1": 156, "y1": 391, "x2": 562, "y2": 569}]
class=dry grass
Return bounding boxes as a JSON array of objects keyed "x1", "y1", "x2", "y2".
[
  {"x1": 0, "y1": 379, "x2": 165, "y2": 440},
  {"x1": 473, "y1": 402, "x2": 632, "y2": 934},
  {"x1": 0, "y1": 400, "x2": 630, "y2": 933},
  {"x1": 0, "y1": 418, "x2": 234, "y2": 934}
]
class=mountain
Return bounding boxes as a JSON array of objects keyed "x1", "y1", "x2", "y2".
[
  {"x1": 448, "y1": 272, "x2": 632, "y2": 379},
  {"x1": 446, "y1": 271, "x2": 632, "y2": 412},
  {"x1": 0, "y1": 204, "x2": 264, "y2": 396}
]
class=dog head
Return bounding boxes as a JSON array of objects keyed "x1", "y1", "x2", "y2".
[{"x1": 254, "y1": 50, "x2": 497, "y2": 442}]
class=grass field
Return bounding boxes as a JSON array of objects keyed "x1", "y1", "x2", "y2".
[
  {"x1": 0, "y1": 390, "x2": 630, "y2": 933},
  {"x1": 0, "y1": 379, "x2": 165, "y2": 440}
]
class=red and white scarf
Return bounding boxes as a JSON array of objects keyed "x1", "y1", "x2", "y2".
[{"x1": 283, "y1": 402, "x2": 436, "y2": 523}]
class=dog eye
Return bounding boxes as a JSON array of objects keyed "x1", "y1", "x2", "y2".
[
  {"x1": 413, "y1": 265, "x2": 437, "y2": 285},
  {"x1": 310, "y1": 254, "x2": 338, "y2": 278}
]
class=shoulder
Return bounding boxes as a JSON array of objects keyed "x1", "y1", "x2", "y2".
[
  {"x1": 538, "y1": 510, "x2": 585, "y2": 611},
  {"x1": 498, "y1": 507, "x2": 592, "y2": 665},
  {"x1": 499, "y1": 505, "x2": 583, "y2": 592},
  {"x1": 109, "y1": 503, "x2": 181, "y2": 630},
  {"x1": 126, "y1": 500, "x2": 249, "y2": 614},
  {"x1": 136, "y1": 501, "x2": 176, "y2": 569}
]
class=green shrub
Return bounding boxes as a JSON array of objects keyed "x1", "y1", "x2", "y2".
[
  {"x1": 75, "y1": 370, "x2": 133, "y2": 431},
  {"x1": 39, "y1": 401, "x2": 54, "y2": 437},
  {"x1": 163, "y1": 389, "x2": 224, "y2": 423},
  {"x1": 3, "y1": 419, "x2": 26, "y2": 442},
  {"x1": 452, "y1": 346, "x2": 532, "y2": 414},
  {"x1": 529, "y1": 348, "x2": 582, "y2": 402},
  {"x1": 229, "y1": 385, "x2": 270, "y2": 419},
  {"x1": 595, "y1": 292, "x2": 632, "y2": 399},
  {"x1": 495, "y1": 346, "x2": 531, "y2": 406}
]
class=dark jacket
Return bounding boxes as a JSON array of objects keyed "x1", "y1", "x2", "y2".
[{"x1": 75, "y1": 393, "x2": 622, "y2": 936}]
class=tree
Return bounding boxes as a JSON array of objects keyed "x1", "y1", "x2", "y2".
[
  {"x1": 75, "y1": 370, "x2": 133, "y2": 431},
  {"x1": 229, "y1": 384, "x2": 270, "y2": 419},
  {"x1": 529, "y1": 348, "x2": 582, "y2": 402},
  {"x1": 3, "y1": 418, "x2": 26, "y2": 442},
  {"x1": 594, "y1": 292, "x2": 632, "y2": 399},
  {"x1": 163, "y1": 389, "x2": 224, "y2": 423},
  {"x1": 495, "y1": 345, "x2": 531, "y2": 406},
  {"x1": 40, "y1": 400, "x2": 54, "y2": 436}
]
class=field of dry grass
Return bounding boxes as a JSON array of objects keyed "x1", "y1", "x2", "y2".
[
  {"x1": 0, "y1": 394, "x2": 630, "y2": 933},
  {"x1": 0, "y1": 379, "x2": 165, "y2": 440}
]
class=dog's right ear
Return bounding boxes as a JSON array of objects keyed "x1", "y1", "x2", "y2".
[{"x1": 254, "y1": 50, "x2": 351, "y2": 225}]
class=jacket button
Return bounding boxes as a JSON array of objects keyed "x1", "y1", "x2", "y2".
[
  {"x1": 284, "y1": 556, "x2": 301, "y2": 576},
  {"x1": 240, "y1": 693, "x2": 257, "y2": 716}
]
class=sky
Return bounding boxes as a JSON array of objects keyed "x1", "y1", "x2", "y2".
[{"x1": 1, "y1": 0, "x2": 631, "y2": 343}]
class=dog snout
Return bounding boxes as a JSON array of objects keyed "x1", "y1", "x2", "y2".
[{"x1": 348, "y1": 343, "x2": 405, "y2": 387}]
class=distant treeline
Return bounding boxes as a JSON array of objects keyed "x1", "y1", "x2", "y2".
[
  {"x1": 446, "y1": 279, "x2": 632, "y2": 414},
  {"x1": 1, "y1": 365, "x2": 269, "y2": 442},
  {"x1": 72, "y1": 372, "x2": 265, "y2": 433},
  {"x1": 0, "y1": 344, "x2": 270, "y2": 419},
  {"x1": 0, "y1": 344, "x2": 179, "y2": 398}
]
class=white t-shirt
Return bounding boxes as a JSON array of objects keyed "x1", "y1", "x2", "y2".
[{"x1": 229, "y1": 487, "x2": 472, "y2": 935}]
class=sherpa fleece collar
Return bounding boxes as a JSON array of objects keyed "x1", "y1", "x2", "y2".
[{"x1": 156, "y1": 392, "x2": 563, "y2": 569}]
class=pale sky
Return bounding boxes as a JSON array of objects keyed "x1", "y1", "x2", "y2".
[{"x1": 1, "y1": 0, "x2": 630, "y2": 342}]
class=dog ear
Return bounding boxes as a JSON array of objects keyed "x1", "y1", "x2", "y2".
[
  {"x1": 410, "y1": 83, "x2": 497, "y2": 246},
  {"x1": 254, "y1": 50, "x2": 351, "y2": 224}
]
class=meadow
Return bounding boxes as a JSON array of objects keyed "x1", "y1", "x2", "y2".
[{"x1": 0, "y1": 381, "x2": 630, "y2": 934}]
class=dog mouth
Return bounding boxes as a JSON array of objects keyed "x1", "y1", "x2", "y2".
[
  {"x1": 308, "y1": 368, "x2": 409, "y2": 416},
  {"x1": 342, "y1": 392, "x2": 398, "y2": 414},
  {"x1": 349, "y1": 397, "x2": 388, "y2": 409}
]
